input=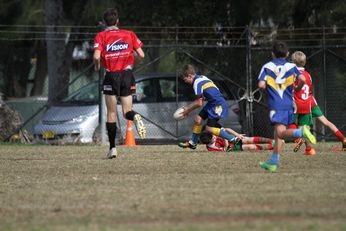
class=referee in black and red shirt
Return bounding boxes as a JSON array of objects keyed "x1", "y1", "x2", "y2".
[{"x1": 93, "y1": 8, "x2": 146, "y2": 159}]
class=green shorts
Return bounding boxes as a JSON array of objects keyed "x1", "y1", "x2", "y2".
[
  {"x1": 294, "y1": 113, "x2": 313, "y2": 126},
  {"x1": 227, "y1": 140, "x2": 243, "y2": 152},
  {"x1": 311, "y1": 105, "x2": 324, "y2": 118}
]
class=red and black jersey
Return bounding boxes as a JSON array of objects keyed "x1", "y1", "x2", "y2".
[
  {"x1": 294, "y1": 68, "x2": 313, "y2": 114},
  {"x1": 94, "y1": 28, "x2": 142, "y2": 72}
]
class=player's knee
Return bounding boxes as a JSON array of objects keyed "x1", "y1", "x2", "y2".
[
  {"x1": 107, "y1": 112, "x2": 117, "y2": 123},
  {"x1": 276, "y1": 130, "x2": 285, "y2": 139}
]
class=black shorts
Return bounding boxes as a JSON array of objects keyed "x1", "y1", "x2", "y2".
[
  {"x1": 103, "y1": 70, "x2": 136, "y2": 96},
  {"x1": 199, "y1": 110, "x2": 220, "y2": 127}
]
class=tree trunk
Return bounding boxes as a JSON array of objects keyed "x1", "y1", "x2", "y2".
[
  {"x1": 45, "y1": 0, "x2": 69, "y2": 105},
  {"x1": 31, "y1": 41, "x2": 48, "y2": 96}
]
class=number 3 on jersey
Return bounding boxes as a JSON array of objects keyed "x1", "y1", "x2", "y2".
[{"x1": 301, "y1": 84, "x2": 309, "y2": 100}]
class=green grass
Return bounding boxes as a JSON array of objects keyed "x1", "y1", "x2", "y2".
[{"x1": 0, "y1": 142, "x2": 345, "y2": 231}]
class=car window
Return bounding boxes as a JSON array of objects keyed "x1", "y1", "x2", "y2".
[
  {"x1": 63, "y1": 82, "x2": 99, "y2": 104},
  {"x1": 156, "y1": 77, "x2": 236, "y2": 102},
  {"x1": 132, "y1": 76, "x2": 237, "y2": 104},
  {"x1": 156, "y1": 78, "x2": 195, "y2": 102},
  {"x1": 158, "y1": 79, "x2": 176, "y2": 102},
  {"x1": 134, "y1": 79, "x2": 156, "y2": 103},
  {"x1": 177, "y1": 79, "x2": 195, "y2": 101},
  {"x1": 160, "y1": 79, "x2": 175, "y2": 98}
]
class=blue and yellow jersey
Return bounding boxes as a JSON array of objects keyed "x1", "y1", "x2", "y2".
[
  {"x1": 192, "y1": 75, "x2": 225, "y2": 105},
  {"x1": 258, "y1": 58, "x2": 301, "y2": 110}
]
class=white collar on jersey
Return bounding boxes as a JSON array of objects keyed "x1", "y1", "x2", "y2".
[{"x1": 105, "y1": 26, "x2": 119, "y2": 31}]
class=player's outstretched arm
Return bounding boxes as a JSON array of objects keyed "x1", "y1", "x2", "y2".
[
  {"x1": 224, "y1": 128, "x2": 245, "y2": 139},
  {"x1": 223, "y1": 139, "x2": 229, "y2": 149},
  {"x1": 182, "y1": 98, "x2": 203, "y2": 116},
  {"x1": 294, "y1": 74, "x2": 306, "y2": 92}
]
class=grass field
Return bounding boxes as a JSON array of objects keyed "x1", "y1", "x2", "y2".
[{"x1": 0, "y1": 142, "x2": 345, "y2": 231}]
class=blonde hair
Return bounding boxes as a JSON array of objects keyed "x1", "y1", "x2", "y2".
[{"x1": 291, "y1": 51, "x2": 306, "y2": 67}]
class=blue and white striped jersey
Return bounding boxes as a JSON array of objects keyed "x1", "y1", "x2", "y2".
[
  {"x1": 192, "y1": 75, "x2": 226, "y2": 105},
  {"x1": 258, "y1": 58, "x2": 301, "y2": 110}
]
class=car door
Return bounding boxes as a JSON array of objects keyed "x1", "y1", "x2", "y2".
[
  {"x1": 133, "y1": 77, "x2": 175, "y2": 139},
  {"x1": 156, "y1": 77, "x2": 198, "y2": 140},
  {"x1": 132, "y1": 76, "x2": 193, "y2": 140},
  {"x1": 116, "y1": 75, "x2": 196, "y2": 140}
]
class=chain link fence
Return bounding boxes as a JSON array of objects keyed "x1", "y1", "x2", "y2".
[{"x1": 1, "y1": 26, "x2": 345, "y2": 143}]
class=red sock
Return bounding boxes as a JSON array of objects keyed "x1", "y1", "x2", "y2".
[
  {"x1": 267, "y1": 144, "x2": 273, "y2": 150},
  {"x1": 253, "y1": 137, "x2": 272, "y2": 144},
  {"x1": 288, "y1": 124, "x2": 298, "y2": 129},
  {"x1": 255, "y1": 145, "x2": 262, "y2": 150},
  {"x1": 305, "y1": 140, "x2": 312, "y2": 151},
  {"x1": 335, "y1": 130, "x2": 345, "y2": 142},
  {"x1": 256, "y1": 145, "x2": 272, "y2": 150}
]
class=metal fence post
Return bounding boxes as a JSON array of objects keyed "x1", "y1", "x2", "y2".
[
  {"x1": 321, "y1": 26, "x2": 327, "y2": 141},
  {"x1": 99, "y1": 68, "x2": 106, "y2": 145},
  {"x1": 175, "y1": 25, "x2": 179, "y2": 138},
  {"x1": 245, "y1": 26, "x2": 254, "y2": 136}
]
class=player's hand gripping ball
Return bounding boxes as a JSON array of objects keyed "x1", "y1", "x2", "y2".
[{"x1": 173, "y1": 107, "x2": 186, "y2": 121}]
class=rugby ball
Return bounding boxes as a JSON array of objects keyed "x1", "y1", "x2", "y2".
[{"x1": 173, "y1": 107, "x2": 186, "y2": 121}]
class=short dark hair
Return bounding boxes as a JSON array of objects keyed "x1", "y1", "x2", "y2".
[
  {"x1": 199, "y1": 132, "x2": 213, "y2": 144},
  {"x1": 180, "y1": 64, "x2": 196, "y2": 79},
  {"x1": 272, "y1": 41, "x2": 288, "y2": 58},
  {"x1": 103, "y1": 8, "x2": 119, "y2": 26}
]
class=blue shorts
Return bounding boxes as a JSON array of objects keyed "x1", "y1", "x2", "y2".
[
  {"x1": 203, "y1": 102, "x2": 228, "y2": 120},
  {"x1": 269, "y1": 109, "x2": 294, "y2": 126}
]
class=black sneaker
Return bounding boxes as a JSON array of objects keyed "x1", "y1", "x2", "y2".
[
  {"x1": 229, "y1": 137, "x2": 241, "y2": 144},
  {"x1": 178, "y1": 141, "x2": 197, "y2": 149}
]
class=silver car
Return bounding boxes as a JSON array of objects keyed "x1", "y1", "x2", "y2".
[
  {"x1": 33, "y1": 82, "x2": 100, "y2": 143},
  {"x1": 34, "y1": 73, "x2": 242, "y2": 144}
]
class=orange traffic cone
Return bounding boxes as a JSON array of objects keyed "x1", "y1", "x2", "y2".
[{"x1": 123, "y1": 120, "x2": 137, "y2": 146}]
